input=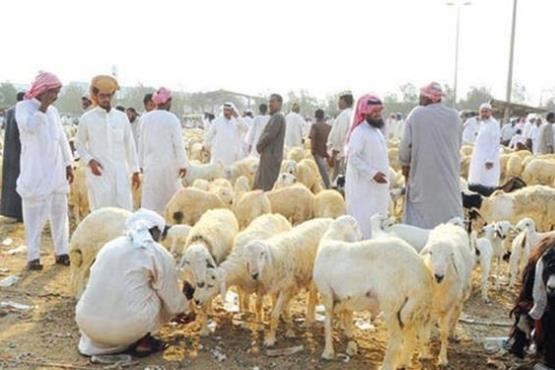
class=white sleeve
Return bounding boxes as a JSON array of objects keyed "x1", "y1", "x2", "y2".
[
  {"x1": 173, "y1": 118, "x2": 188, "y2": 167},
  {"x1": 347, "y1": 130, "x2": 378, "y2": 180},
  {"x1": 123, "y1": 116, "x2": 139, "y2": 173},
  {"x1": 75, "y1": 116, "x2": 94, "y2": 165},
  {"x1": 16, "y1": 104, "x2": 46, "y2": 135}
]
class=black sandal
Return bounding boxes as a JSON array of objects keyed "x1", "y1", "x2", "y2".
[
  {"x1": 55, "y1": 254, "x2": 70, "y2": 266},
  {"x1": 27, "y1": 259, "x2": 43, "y2": 271},
  {"x1": 131, "y1": 335, "x2": 168, "y2": 358}
]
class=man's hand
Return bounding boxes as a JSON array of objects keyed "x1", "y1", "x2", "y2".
[
  {"x1": 485, "y1": 162, "x2": 494, "y2": 170},
  {"x1": 327, "y1": 157, "x2": 335, "y2": 167},
  {"x1": 66, "y1": 166, "x2": 74, "y2": 184},
  {"x1": 401, "y1": 165, "x2": 410, "y2": 178},
  {"x1": 89, "y1": 159, "x2": 103, "y2": 176},
  {"x1": 179, "y1": 168, "x2": 187, "y2": 178},
  {"x1": 373, "y1": 172, "x2": 388, "y2": 184},
  {"x1": 132, "y1": 172, "x2": 141, "y2": 190}
]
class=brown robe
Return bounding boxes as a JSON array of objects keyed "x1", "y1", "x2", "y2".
[{"x1": 253, "y1": 112, "x2": 286, "y2": 191}]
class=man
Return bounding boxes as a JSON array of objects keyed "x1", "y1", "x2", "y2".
[
  {"x1": 245, "y1": 103, "x2": 271, "y2": 157},
  {"x1": 76, "y1": 209, "x2": 188, "y2": 357},
  {"x1": 81, "y1": 93, "x2": 92, "y2": 112},
  {"x1": 203, "y1": 102, "x2": 248, "y2": 167},
  {"x1": 528, "y1": 118, "x2": 543, "y2": 154},
  {"x1": 126, "y1": 107, "x2": 140, "y2": 148},
  {"x1": 309, "y1": 109, "x2": 331, "y2": 189},
  {"x1": 385, "y1": 113, "x2": 398, "y2": 140},
  {"x1": 537, "y1": 112, "x2": 554, "y2": 154},
  {"x1": 15, "y1": 72, "x2": 74, "y2": 270},
  {"x1": 468, "y1": 103, "x2": 501, "y2": 187},
  {"x1": 326, "y1": 92, "x2": 354, "y2": 182},
  {"x1": 76, "y1": 75, "x2": 140, "y2": 211},
  {"x1": 394, "y1": 112, "x2": 405, "y2": 140},
  {"x1": 1, "y1": 92, "x2": 25, "y2": 223},
  {"x1": 253, "y1": 94, "x2": 286, "y2": 191},
  {"x1": 284, "y1": 103, "x2": 306, "y2": 149},
  {"x1": 399, "y1": 82, "x2": 463, "y2": 229},
  {"x1": 143, "y1": 93, "x2": 155, "y2": 113},
  {"x1": 501, "y1": 120, "x2": 517, "y2": 146},
  {"x1": 139, "y1": 88, "x2": 188, "y2": 215},
  {"x1": 509, "y1": 129, "x2": 527, "y2": 150},
  {"x1": 462, "y1": 112, "x2": 480, "y2": 145},
  {"x1": 345, "y1": 94, "x2": 389, "y2": 239}
]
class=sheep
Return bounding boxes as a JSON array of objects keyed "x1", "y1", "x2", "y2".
[
  {"x1": 226, "y1": 157, "x2": 259, "y2": 187},
  {"x1": 508, "y1": 217, "x2": 555, "y2": 288},
  {"x1": 470, "y1": 230, "x2": 494, "y2": 303},
  {"x1": 296, "y1": 158, "x2": 322, "y2": 193},
  {"x1": 388, "y1": 147, "x2": 400, "y2": 172},
  {"x1": 313, "y1": 189, "x2": 345, "y2": 218},
  {"x1": 480, "y1": 221, "x2": 514, "y2": 292},
  {"x1": 189, "y1": 142, "x2": 209, "y2": 163},
  {"x1": 69, "y1": 164, "x2": 90, "y2": 224},
  {"x1": 266, "y1": 184, "x2": 314, "y2": 225},
  {"x1": 183, "y1": 161, "x2": 225, "y2": 185},
  {"x1": 522, "y1": 158, "x2": 555, "y2": 186},
  {"x1": 162, "y1": 224, "x2": 192, "y2": 256},
  {"x1": 286, "y1": 147, "x2": 306, "y2": 162},
  {"x1": 179, "y1": 209, "x2": 239, "y2": 336},
  {"x1": 273, "y1": 172, "x2": 297, "y2": 190},
  {"x1": 479, "y1": 186, "x2": 555, "y2": 232},
  {"x1": 420, "y1": 223, "x2": 474, "y2": 366},
  {"x1": 280, "y1": 159, "x2": 297, "y2": 175},
  {"x1": 370, "y1": 214, "x2": 430, "y2": 252},
  {"x1": 191, "y1": 178, "x2": 210, "y2": 191},
  {"x1": 460, "y1": 145, "x2": 473, "y2": 157},
  {"x1": 233, "y1": 175, "x2": 250, "y2": 194},
  {"x1": 505, "y1": 154, "x2": 524, "y2": 181},
  {"x1": 314, "y1": 216, "x2": 433, "y2": 370},
  {"x1": 243, "y1": 218, "x2": 333, "y2": 346},
  {"x1": 192, "y1": 214, "x2": 292, "y2": 325},
  {"x1": 69, "y1": 208, "x2": 132, "y2": 298},
  {"x1": 208, "y1": 178, "x2": 234, "y2": 207},
  {"x1": 232, "y1": 190, "x2": 272, "y2": 230},
  {"x1": 164, "y1": 187, "x2": 225, "y2": 225}
]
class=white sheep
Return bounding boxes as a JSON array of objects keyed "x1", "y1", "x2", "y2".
[
  {"x1": 266, "y1": 184, "x2": 314, "y2": 225},
  {"x1": 242, "y1": 218, "x2": 333, "y2": 346},
  {"x1": 479, "y1": 221, "x2": 513, "y2": 292},
  {"x1": 286, "y1": 147, "x2": 306, "y2": 162},
  {"x1": 69, "y1": 163, "x2": 90, "y2": 224},
  {"x1": 162, "y1": 224, "x2": 192, "y2": 256},
  {"x1": 208, "y1": 178, "x2": 234, "y2": 207},
  {"x1": 280, "y1": 159, "x2": 297, "y2": 175},
  {"x1": 370, "y1": 214, "x2": 429, "y2": 252},
  {"x1": 314, "y1": 216, "x2": 433, "y2": 370},
  {"x1": 192, "y1": 214, "x2": 292, "y2": 325},
  {"x1": 273, "y1": 172, "x2": 297, "y2": 189},
  {"x1": 69, "y1": 208, "x2": 132, "y2": 297},
  {"x1": 226, "y1": 157, "x2": 259, "y2": 188},
  {"x1": 179, "y1": 208, "x2": 239, "y2": 336},
  {"x1": 183, "y1": 161, "x2": 225, "y2": 185},
  {"x1": 232, "y1": 190, "x2": 272, "y2": 230},
  {"x1": 191, "y1": 178, "x2": 210, "y2": 191},
  {"x1": 296, "y1": 158, "x2": 322, "y2": 194},
  {"x1": 470, "y1": 230, "x2": 494, "y2": 303},
  {"x1": 522, "y1": 158, "x2": 555, "y2": 186},
  {"x1": 420, "y1": 223, "x2": 474, "y2": 366},
  {"x1": 233, "y1": 175, "x2": 250, "y2": 194},
  {"x1": 313, "y1": 189, "x2": 345, "y2": 218},
  {"x1": 164, "y1": 187, "x2": 225, "y2": 225}
]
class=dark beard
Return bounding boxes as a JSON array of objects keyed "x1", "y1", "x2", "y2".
[{"x1": 366, "y1": 118, "x2": 384, "y2": 129}]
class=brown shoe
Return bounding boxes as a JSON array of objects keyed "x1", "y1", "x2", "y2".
[
  {"x1": 55, "y1": 254, "x2": 70, "y2": 266},
  {"x1": 27, "y1": 259, "x2": 44, "y2": 271}
]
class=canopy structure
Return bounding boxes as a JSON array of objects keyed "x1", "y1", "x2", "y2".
[{"x1": 489, "y1": 98, "x2": 546, "y2": 120}]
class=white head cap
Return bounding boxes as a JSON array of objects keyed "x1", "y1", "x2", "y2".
[
  {"x1": 125, "y1": 209, "x2": 166, "y2": 248},
  {"x1": 479, "y1": 102, "x2": 492, "y2": 111}
]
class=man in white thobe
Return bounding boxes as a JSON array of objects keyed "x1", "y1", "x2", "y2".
[
  {"x1": 203, "y1": 102, "x2": 248, "y2": 167},
  {"x1": 284, "y1": 103, "x2": 306, "y2": 149},
  {"x1": 15, "y1": 72, "x2": 74, "y2": 270},
  {"x1": 501, "y1": 121, "x2": 517, "y2": 146},
  {"x1": 468, "y1": 103, "x2": 501, "y2": 187},
  {"x1": 76, "y1": 209, "x2": 188, "y2": 356},
  {"x1": 126, "y1": 107, "x2": 141, "y2": 148},
  {"x1": 385, "y1": 113, "x2": 398, "y2": 140},
  {"x1": 245, "y1": 103, "x2": 271, "y2": 157},
  {"x1": 327, "y1": 92, "x2": 354, "y2": 182},
  {"x1": 345, "y1": 94, "x2": 389, "y2": 239},
  {"x1": 537, "y1": 112, "x2": 554, "y2": 154},
  {"x1": 76, "y1": 75, "x2": 140, "y2": 211},
  {"x1": 139, "y1": 88, "x2": 188, "y2": 215},
  {"x1": 394, "y1": 113, "x2": 406, "y2": 141},
  {"x1": 462, "y1": 113, "x2": 480, "y2": 145}
]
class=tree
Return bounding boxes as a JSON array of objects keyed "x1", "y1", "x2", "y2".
[
  {"x1": 399, "y1": 83, "x2": 418, "y2": 105},
  {"x1": 458, "y1": 86, "x2": 493, "y2": 111},
  {"x1": 0, "y1": 82, "x2": 19, "y2": 109},
  {"x1": 56, "y1": 83, "x2": 86, "y2": 115}
]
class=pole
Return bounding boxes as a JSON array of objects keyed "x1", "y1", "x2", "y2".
[
  {"x1": 504, "y1": 0, "x2": 518, "y2": 123},
  {"x1": 453, "y1": 5, "x2": 461, "y2": 107}
]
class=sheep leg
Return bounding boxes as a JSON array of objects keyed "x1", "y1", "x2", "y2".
[
  {"x1": 494, "y1": 255, "x2": 501, "y2": 291},
  {"x1": 305, "y1": 284, "x2": 317, "y2": 327},
  {"x1": 321, "y1": 294, "x2": 335, "y2": 360},
  {"x1": 399, "y1": 325, "x2": 417, "y2": 369},
  {"x1": 448, "y1": 303, "x2": 463, "y2": 339},
  {"x1": 254, "y1": 292, "x2": 265, "y2": 331},
  {"x1": 198, "y1": 309, "x2": 210, "y2": 337},
  {"x1": 437, "y1": 309, "x2": 453, "y2": 366},
  {"x1": 238, "y1": 287, "x2": 249, "y2": 313},
  {"x1": 508, "y1": 244, "x2": 520, "y2": 288},
  {"x1": 342, "y1": 310, "x2": 357, "y2": 356},
  {"x1": 481, "y1": 257, "x2": 491, "y2": 303},
  {"x1": 417, "y1": 315, "x2": 433, "y2": 360},
  {"x1": 381, "y1": 316, "x2": 403, "y2": 370},
  {"x1": 264, "y1": 290, "x2": 289, "y2": 347}
]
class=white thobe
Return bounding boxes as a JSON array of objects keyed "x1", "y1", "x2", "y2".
[
  {"x1": 529, "y1": 125, "x2": 540, "y2": 154},
  {"x1": 284, "y1": 112, "x2": 306, "y2": 149},
  {"x1": 326, "y1": 108, "x2": 353, "y2": 159},
  {"x1": 501, "y1": 123, "x2": 516, "y2": 143},
  {"x1": 523, "y1": 121, "x2": 533, "y2": 139},
  {"x1": 130, "y1": 118, "x2": 141, "y2": 153},
  {"x1": 139, "y1": 110, "x2": 188, "y2": 215},
  {"x1": 76, "y1": 107, "x2": 139, "y2": 211},
  {"x1": 204, "y1": 116, "x2": 248, "y2": 167},
  {"x1": 468, "y1": 118, "x2": 501, "y2": 187},
  {"x1": 76, "y1": 236, "x2": 186, "y2": 356},
  {"x1": 15, "y1": 99, "x2": 73, "y2": 261},
  {"x1": 385, "y1": 118, "x2": 397, "y2": 140},
  {"x1": 245, "y1": 114, "x2": 270, "y2": 157},
  {"x1": 462, "y1": 117, "x2": 480, "y2": 145},
  {"x1": 345, "y1": 123, "x2": 390, "y2": 240},
  {"x1": 395, "y1": 119, "x2": 406, "y2": 141}
]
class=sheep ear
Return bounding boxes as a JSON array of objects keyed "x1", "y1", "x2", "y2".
[{"x1": 206, "y1": 258, "x2": 215, "y2": 269}]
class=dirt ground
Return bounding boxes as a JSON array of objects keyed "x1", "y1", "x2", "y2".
[{"x1": 0, "y1": 218, "x2": 541, "y2": 370}]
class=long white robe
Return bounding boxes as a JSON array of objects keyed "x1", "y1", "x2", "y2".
[
  {"x1": 15, "y1": 99, "x2": 73, "y2": 261},
  {"x1": 462, "y1": 117, "x2": 480, "y2": 145},
  {"x1": 345, "y1": 123, "x2": 390, "y2": 239},
  {"x1": 139, "y1": 110, "x2": 188, "y2": 215},
  {"x1": 76, "y1": 107, "x2": 139, "y2": 211},
  {"x1": 245, "y1": 114, "x2": 270, "y2": 157},
  {"x1": 468, "y1": 118, "x2": 501, "y2": 187},
  {"x1": 204, "y1": 116, "x2": 248, "y2": 167},
  {"x1": 326, "y1": 108, "x2": 352, "y2": 160},
  {"x1": 76, "y1": 236, "x2": 186, "y2": 356},
  {"x1": 501, "y1": 123, "x2": 516, "y2": 143},
  {"x1": 284, "y1": 112, "x2": 306, "y2": 149},
  {"x1": 529, "y1": 125, "x2": 540, "y2": 154}
]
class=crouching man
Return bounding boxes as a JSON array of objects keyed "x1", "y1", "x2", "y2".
[{"x1": 75, "y1": 209, "x2": 189, "y2": 357}]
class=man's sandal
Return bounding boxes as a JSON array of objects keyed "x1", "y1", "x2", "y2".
[
  {"x1": 55, "y1": 254, "x2": 70, "y2": 266},
  {"x1": 27, "y1": 259, "x2": 43, "y2": 271}
]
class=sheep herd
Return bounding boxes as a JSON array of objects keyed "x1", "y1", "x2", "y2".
[{"x1": 2, "y1": 126, "x2": 555, "y2": 370}]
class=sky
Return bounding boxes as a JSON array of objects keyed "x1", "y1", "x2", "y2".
[{"x1": 1, "y1": 0, "x2": 553, "y2": 105}]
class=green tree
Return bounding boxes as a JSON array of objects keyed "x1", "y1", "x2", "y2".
[
  {"x1": 458, "y1": 86, "x2": 493, "y2": 110},
  {"x1": 0, "y1": 82, "x2": 19, "y2": 109}
]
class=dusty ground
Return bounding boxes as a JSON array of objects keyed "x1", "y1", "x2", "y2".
[{"x1": 0, "y1": 218, "x2": 540, "y2": 370}]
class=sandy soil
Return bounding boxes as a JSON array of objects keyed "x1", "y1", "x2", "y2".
[{"x1": 0, "y1": 218, "x2": 540, "y2": 370}]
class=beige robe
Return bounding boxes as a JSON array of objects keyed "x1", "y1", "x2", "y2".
[{"x1": 253, "y1": 112, "x2": 286, "y2": 191}]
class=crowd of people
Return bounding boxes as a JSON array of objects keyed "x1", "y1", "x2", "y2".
[{"x1": 1, "y1": 71, "x2": 555, "y2": 366}]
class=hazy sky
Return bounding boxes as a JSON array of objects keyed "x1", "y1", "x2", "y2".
[{"x1": 1, "y1": 0, "x2": 553, "y2": 105}]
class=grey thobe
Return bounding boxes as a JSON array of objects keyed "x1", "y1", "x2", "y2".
[
  {"x1": 0, "y1": 107, "x2": 23, "y2": 221},
  {"x1": 253, "y1": 112, "x2": 286, "y2": 191},
  {"x1": 399, "y1": 103, "x2": 463, "y2": 229},
  {"x1": 537, "y1": 123, "x2": 554, "y2": 154}
]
